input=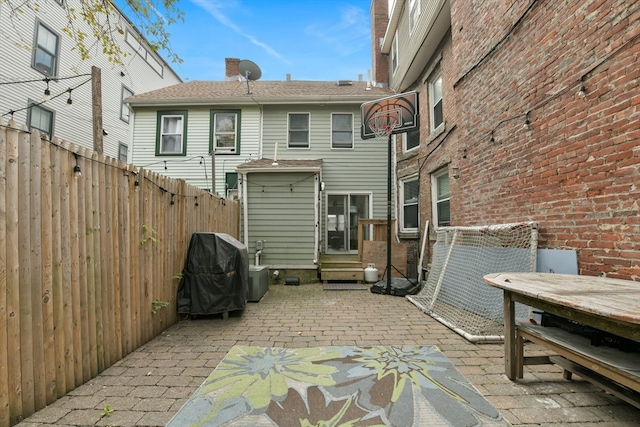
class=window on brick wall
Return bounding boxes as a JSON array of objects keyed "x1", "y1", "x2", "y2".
[
  {"x1": 403, "y1": 128, "x2": 420, "y2": 152},
  {"x1": 429, "y1": 73, "x2": 443, "y2": 131},
  {"x1": 432, "y1": 168, "x2": 450, "y2": 227},
  {"x1": 400, "y1": 176, "x2": 419, "y2": 232}
]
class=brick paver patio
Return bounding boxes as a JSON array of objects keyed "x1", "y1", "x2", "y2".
[{"x1": 16, "y1": 283, "x2": 640, "y2": 426}]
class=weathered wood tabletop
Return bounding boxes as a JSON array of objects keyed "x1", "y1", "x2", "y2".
[{"x1": 483, "y1": 272, "x2": 640, "y2": 379}]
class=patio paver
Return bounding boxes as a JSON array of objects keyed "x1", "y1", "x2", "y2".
[{"x1": 16, "y1": 283, "x2": 640, "y2": 426}]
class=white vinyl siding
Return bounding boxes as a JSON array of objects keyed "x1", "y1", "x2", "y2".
[
  {"x1": 409, "y1": 0, "x2": 420, "y2": 34},
  {"x1": 391, "y1": 32, "x2": 398, "y2": 73}
]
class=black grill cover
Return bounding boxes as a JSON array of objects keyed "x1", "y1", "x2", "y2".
[{"x1": 177, "y1": 233, "x2": 248, "y2": 315}]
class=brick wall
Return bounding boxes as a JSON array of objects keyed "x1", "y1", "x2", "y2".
[{"x1": 441, "y1": 0, "x2": 640, "y2": 278}]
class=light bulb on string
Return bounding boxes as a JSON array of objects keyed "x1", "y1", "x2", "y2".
[
  {"x1": 65, "y1": 89, "x2": 73, "y2": 110},
  {"x1": 73, "y1": 153, "x2": 82, "y2": 178},
  {"x1": 523, "y1": 112, "x2": 531, "y2": 130},
  {"x1": 43, "y1": 78, "x2": 51, "y2": 101},
  {"x1": 577, "y1": 76, "x2": 586, "y2": 98}
]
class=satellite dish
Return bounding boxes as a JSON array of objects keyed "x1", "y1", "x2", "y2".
[{"x1": 238, "y1": 59, "x2": 262, "y2": 81}]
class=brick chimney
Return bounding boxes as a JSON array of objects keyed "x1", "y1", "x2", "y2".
[
  {"x1": 225, "y1": 58, "x2": 241, "y2": 81},
  {"x1": 370, "y1": 0, "x2": 389, "y2": 86}
]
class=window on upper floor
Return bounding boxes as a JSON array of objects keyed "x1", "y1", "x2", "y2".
[
  {"x1": 403, "y1": 128, "x2": 420, "y2": 152},
  {"x1": 156, "y1": 111, "x2": 187, "y2": 155},
  {"x1": 331, "y1": 113, "x2": 353, "y2": 149},
  {"x1": 409, "y1": 0, "x2": 421, "y2": 34},
  {"x1": 432, "y1": 168, "x2": 450, "y2": 227},
  {"x1": 429, "y1": 73, "x2": 443, "y2": 131},
  {"x1": 32, "y1": 22, "x2": 59, "y2": 76},
  {"x1": 211, "y1": 110, "x2": 240, "y2": 154},
  {"x1": 118, "y1": 143, "x2": 128, "y2": 163},
  {"x1": 391, "y1": 32, "x2": 398, "y2": 73},
  {"x1": 288, "y1": 113, "x2": 310, "y2": 148},
  {"x1": 400, "y1": 176, "x2": 419, "y2": 232},
  {"x1": 27, "y1": 102, "x2": 54, "y2": 137},
  {"x1": 121, "y1": 86, "x2": 134, "y2": 122}
]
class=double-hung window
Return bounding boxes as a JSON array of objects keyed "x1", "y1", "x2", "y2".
[
  {"x1": 156, "y1": 111, "x2": 187, "y2": 155},
  {"x1": 331, "y1": 113, "x2": 353, "y2": 149},
  {"x1": 430, "y1": 73, "x2": 443, "y2": 130},
  {"x1": 400, "y1": 176, "x2": 419, "y2": 232},
  {"x1": 432, "y1": 169, "x2": 450, "y2": 227},
  {"x1": 409, "y1": 0, "x2": 421, "y2": 34},
  {"x1": 211, "y1": 110, "x2": 240, "y2": 154},
  {"x1": 33, "y1": 22, "x2": 59, "y2": 76},
  {"x1": 118, "y1": 143, "x2": 128, "y2": 163},
  {"x1": 28, "y1": 102, "x2": 54, "y2": 136},
  {"x1": 121, "y1": 86, "x2": 133, "y2": 122},
  {"x1": 403, "y1": 128, "x2": 420, "y2": 152},
  {"x1": 288, "y1": 113, "x2": 309, "y2": 148}
]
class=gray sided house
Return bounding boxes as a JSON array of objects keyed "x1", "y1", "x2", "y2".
[{"x1": 127, "y1": 79, "x2": 394, "y2": 277}]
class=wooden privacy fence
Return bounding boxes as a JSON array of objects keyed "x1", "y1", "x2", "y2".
[{"x1": 0, "y1": 118, "x2": 240, "y2": 426}]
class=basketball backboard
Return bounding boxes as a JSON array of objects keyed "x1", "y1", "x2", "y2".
[{"x1": 360, "y1": 91, "x2": 419, "y2": 139}]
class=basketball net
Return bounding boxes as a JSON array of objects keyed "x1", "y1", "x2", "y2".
[{"x1": 368, "y1": 113, "x2": 399, "y2": 138}]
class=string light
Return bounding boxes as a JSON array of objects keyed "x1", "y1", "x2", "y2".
[
  {"x1": 195, "y1": 196, "x2": 199, "y2": 207},
  {"x1": 73, "y1": 153, "x2": 82, "y2": 177},
  {"x1": 523, "y1": 111, "x2": 531, "y2": 130},
  {"x1": 164, "y1": 160, "x2": 167, "y2": 170},
  {"x1": 65, "y1": 88, "x2": 73, "y2": 110},
  {"x1": 490, "y1": 130, "x2": 495, "y2": 142},
  {"x1": 170, "y1": 193, "x2": 175, "y2": 205},
  {"x1": 43, "y1": 78, "x2": 51, "y2": 101},
  {"x1": 577, "y1": 76, "x2": 586, "y2": 98}
]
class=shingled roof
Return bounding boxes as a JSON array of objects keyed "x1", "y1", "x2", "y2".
[{"x1": 127, "y1": 80, "x2": 393, "y2": 106}]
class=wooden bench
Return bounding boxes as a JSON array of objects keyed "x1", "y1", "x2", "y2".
[{"x1": 516, "y1": 323, "x2": 640, "y2": 409}]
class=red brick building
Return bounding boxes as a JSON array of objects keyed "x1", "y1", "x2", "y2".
[{"x1": 373, "y1": 0, "x2": 640, "y2": 279}]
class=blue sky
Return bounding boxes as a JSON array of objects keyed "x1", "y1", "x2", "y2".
[{"x1": 123, "y1": 0, "x2": 373, "y2": 82}]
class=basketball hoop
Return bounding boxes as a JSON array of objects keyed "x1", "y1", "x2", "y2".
[{"x1": 367, "y1": 112, "x2": 399, "y2": 138}]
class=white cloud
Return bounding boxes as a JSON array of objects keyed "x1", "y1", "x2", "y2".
[
  {"x1": 304, "y1": 5, "x2": 369, "y2": 56},
  {"x1": 189, "y1": 0, "x2": 288, "y2": 61}
]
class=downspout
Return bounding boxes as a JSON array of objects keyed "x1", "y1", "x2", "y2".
[
  {"x1": 314, "y1": 173, "x2": 319, "y2": 263},
  {"x1": 258, "y1": 104, "x2": 264, "y2": 159},
  {"x1": 241, "y1": 172, "x2": 249, "y2": 248}
]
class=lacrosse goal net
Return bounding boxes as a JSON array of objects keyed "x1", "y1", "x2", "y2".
[{"x1": 407, "y1": 222, "x2": 538, "y2": 342}]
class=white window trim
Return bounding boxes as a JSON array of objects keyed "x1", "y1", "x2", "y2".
[
  {"x1": 212, "y1": 111, "x2": 239, "y2": 153},
  {"x1": 158, "y1": 113, "x2": 186, "y2": 155},
  {"x1": 118, "y1": 142, "x2": 128, "y2": 163},
  {"x1": 429, "y1": 73, "x2": 443, "y2": 131},
  {"x1": 287, "y1": 112, "x2": 310, "y2": 149},
  {"x1": 121, "y1": 85, "x2": 133, "y2": 123},
  {"x1": 402, "y1": 129, "x2": 420, "y2": 153},
  {"x1": 331, "y1": 112, "x2": 354, "y2": 149},
  {"x1": 431, "y1": 168, "x2": 451, "y2": 228},
  {"x1": 400, "y1": 175, "x2": 419, "y2": 233}
]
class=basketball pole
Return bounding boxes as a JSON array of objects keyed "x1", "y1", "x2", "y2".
[{"x1": 386, "y1": 132, "x2": 392, "y2": 295}]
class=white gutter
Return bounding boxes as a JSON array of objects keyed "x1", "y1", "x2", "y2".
[
  {"x1": 238, "y1": 166, "x2": 322, "y2": 174},
  {"x1": 128, "y1": 95, "x2": 387, "y2": 107}
]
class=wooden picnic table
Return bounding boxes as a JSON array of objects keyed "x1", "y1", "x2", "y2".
[{"x1": 484, "y1": 272, "x2": 640, "y2": 407}]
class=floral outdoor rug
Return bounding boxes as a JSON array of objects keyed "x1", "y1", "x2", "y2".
[{"x1": 167, "y1": 345, "x2": 508, "y2": 427}]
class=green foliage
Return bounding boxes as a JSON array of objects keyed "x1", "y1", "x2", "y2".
[
  {"x1": 171, "y1": 272, "x2": 183, "y2": 281},
  {"x1": 151, "y1": 299, "x2": 169, "y2": 315},
  {"x1": 100, "y1": 404, "x2": 114, "y2": 417},
  {"x1": 7, "y1": 0, "x2": 184, "y2": 66},
  {"x1": 141, "y1": 224, "x2": 158, "y2": 245}
]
